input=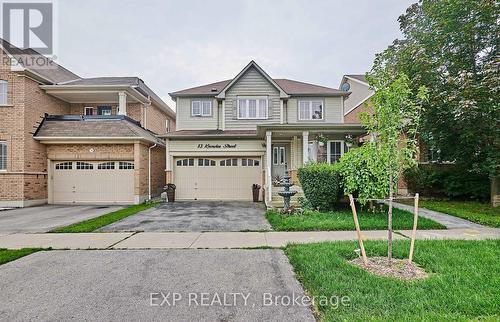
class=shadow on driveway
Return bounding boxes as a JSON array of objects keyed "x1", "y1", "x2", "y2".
[{"x1": 99, "y1": 201, "x2": 271, "y2": 232}]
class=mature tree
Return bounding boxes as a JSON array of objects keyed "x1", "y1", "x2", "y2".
[
  {"x1": 370, "y1": 0, "x2": 500, "y2": 199},
  {"x1": 338, "y1": 74, "x2": 428, "y2": 262}
]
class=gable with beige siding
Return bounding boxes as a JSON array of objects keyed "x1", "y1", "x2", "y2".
[
  {"x1": 286, "y1": 96, "x2": 343, "y2": 124},
  {"x1": 224, "y1": 67, "x2": 281, "y2": 130},
  {"x1": 176, "y1": 97, "x2": 218, "y2": 130}
]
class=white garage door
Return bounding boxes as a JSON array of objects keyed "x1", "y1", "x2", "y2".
[
  {"x1": 174, "y1": 157, "x2": 262, "y2": 200},
  {"x1": 52, "y1": 161, "x2": 135, "y2": 204}
]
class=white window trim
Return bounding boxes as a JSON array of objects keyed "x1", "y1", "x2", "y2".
[
  {"x1": 326, "y1": 140, "x2": 344, "y2": 164},
  {"x1": 84, "y1": 106, "x2": 93, "y2": 115},
  {"x1": 0, "y1": 80, "x2": 8, "y2": 106},
  {"x1": 0, "y1": 141, "x2": 6, "y2": 171},
  {"x1": 237, "y1": 97, "x2": 268, "y2": 119},
  {"x1": 298, "y1": 100, "x2": 324, "y2": 121},
  {"x1": 191, "y1": 100, "x2": 212, "y2": 117}
]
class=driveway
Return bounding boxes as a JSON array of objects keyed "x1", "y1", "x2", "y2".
[
  {"x1": 0, "y1": 250, "x2": 314, "y2": 321},
  {"x1": 99, "y1": 201, "x2": 271, "y2": 232},
  {"x1": 0, "y1": 205, "x2": 123, "y2": 233}
]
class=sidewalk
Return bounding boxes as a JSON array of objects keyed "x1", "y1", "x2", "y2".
[
  {"x1": 392, "y1": 201, "x2": 486, "y2": 229},
  {"x1": 0, "y1": 228, "x2": 498, "y2": 250}
]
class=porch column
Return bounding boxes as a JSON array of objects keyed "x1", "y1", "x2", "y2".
[
  {"x1": 302, "y1": 131, "x2": 309, "y2": 164},
  {"x1": 118, "y1": 92, "x2": 127, "y2": 115},
  {"x1": 266, "y1": 131, "x2": 272, "y2": 202}
]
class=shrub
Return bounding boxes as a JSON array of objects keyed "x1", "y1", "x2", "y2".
[
  {"x1": 297, "y1": 162, "x2": 341, "y2": 211},
  {"x1": 404, "y1": 164, "x2": 490, "y2": 200}
]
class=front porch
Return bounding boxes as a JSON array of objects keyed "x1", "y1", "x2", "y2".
[{"x1": 259, "y1": 124, "x2": 365, "y2": 207}]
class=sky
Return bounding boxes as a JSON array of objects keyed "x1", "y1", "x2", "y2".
[{"x1": 55, "y1": 0, "x2": 415, "y2": 108}]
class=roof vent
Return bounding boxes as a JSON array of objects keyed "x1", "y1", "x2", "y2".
[
  {"x1": 341, "y1": 82, "x2": 350, "y2": 91},
  {"x1": 211, "y1": 88, "x2": 218, "y2": 92}
]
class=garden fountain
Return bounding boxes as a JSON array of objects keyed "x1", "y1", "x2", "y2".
[{"x1": 278, "y1": 165, "x2": 297, "y2": 212}]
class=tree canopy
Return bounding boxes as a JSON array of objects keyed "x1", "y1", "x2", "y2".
[{"x1": 370, "y1": 0, "x2": 499, "y2": 179}]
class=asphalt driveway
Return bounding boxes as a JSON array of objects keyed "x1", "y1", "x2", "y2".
[
  {"x1": 99, "y1": 201, "x2": 271, "y2": 232},
  {"x1": 0, "y1": 250, "x2": 314, "y2": 321},
  {"x1": 0, "y1": 205, "x2": 123, "y2": 233}
]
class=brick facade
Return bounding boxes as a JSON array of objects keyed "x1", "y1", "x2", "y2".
[{"x1": 0, "y1": 47, "x2": 173, "y2": 206}]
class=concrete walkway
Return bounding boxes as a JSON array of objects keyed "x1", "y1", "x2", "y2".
[
  {"x1": 0, "y1": 228, "x2": 498, "y2": 249},
  {"x1": 392, "y1": 201, "x2": 487, "y2": 229}
]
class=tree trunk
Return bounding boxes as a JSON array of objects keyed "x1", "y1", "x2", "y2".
[{"x1": 388, "y1": 176, "x2": 394, "y2": 264}]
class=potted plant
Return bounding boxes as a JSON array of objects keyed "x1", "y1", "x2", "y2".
[{"x1": 315, "y1": 133, "x2": 328, "y2": 147}]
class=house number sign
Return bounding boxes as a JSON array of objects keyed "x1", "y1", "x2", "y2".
[{"x1": 197, "y1": 143, "x2": 237, "y2": 149}]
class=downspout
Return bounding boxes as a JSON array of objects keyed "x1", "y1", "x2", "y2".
[{"x1": 148, "y1": 143, "x2": 157, "y2": 200}]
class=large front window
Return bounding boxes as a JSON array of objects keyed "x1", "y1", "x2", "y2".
[
  {"x1": 299, "y1": 100, "x2": 323, "y2": 120},
  {"x1": 237, "y1": 98, "x2": 268, "y2": 119},
  {"x1": 327, "y1": 140, "x2": 344, "y2": 163}
]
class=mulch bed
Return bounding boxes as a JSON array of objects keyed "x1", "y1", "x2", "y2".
[{"x1": 350, "y1": 256, "x2": 429, "y2": 280}]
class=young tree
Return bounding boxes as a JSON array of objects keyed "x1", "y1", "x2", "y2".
[{"x1": 338, "y1": 74, "x2": 428, "y2": 262}]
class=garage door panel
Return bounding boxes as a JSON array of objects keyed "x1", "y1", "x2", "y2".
[
  {"x1": 52, "y1": 161, "x2": 134, "y2": 204},
  {"x1": 174, "y1": 157, "x2": 261, "y2": 201}
]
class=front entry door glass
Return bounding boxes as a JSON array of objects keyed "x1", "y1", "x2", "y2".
[{"x1": 272, "y1": 145, "x2": 287, "y2": 180}]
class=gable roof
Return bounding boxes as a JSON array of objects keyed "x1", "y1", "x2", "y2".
[
  {"x1": 169, "y1": 61, "x2": 348, "y2": 99},
  {"x1": 344, "y1": 74, "x2": 368, "y2": 85},
  {"x1": 215, "y1": 61, "x2": 288, "y2": 99}
]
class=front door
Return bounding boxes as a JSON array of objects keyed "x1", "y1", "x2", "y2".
[{"x1": 271, "y1": 144, "x2": 288, "y2": 180}]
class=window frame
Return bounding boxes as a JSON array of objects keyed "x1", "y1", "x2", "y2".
[
  {"x1": 97, "y1": 106, "x2": 112, "y2": 116},
  {"x1": 191, "y1": 100, "x2": 212, "y2": 117},
  {"x1": 118, "y1": 161, "x2": 135, "y2": 169},
  {"x1": 327, "y1": 140, "x2": 345, "y2": 164},
  {"x1": 0, "y1": 80, "x2": 8, "y2": 106},
  {"x1": 76, "y1": 161, "x2": 94, "y2": 170},
  {"x1": 176, "y1": 158, "x2": 194, "y2": 167},
  {"x1": 84, "y1": 107, "x2": 94, "y2": 115},
  {"x1": 0, "y1": 141, "x2": 7, "y2": 171},
  {"x1": 237, "y1": 97, "x2": 268, "y2": 119},
  {"x1": 273, "y1": 146, "x2": 286, "y2": 165},
  {"x1": 298, "y1": 100, "x2": 324, "y2": 121}
]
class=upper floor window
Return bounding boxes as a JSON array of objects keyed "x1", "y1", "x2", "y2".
[
  {"x1": 84, "y1": 107, "x2": 93, "y2": 115},
  {"x1": 192, "y1": 100, "x2": 212, "y2": 117},
  {"x1": 97, "y1": 106, "x2": 112, "y2": 116},
  {"x1": 0, "y1": 141, "x2": 7, "y2": 170},
  {"x1": 299, "y1": 100, "x2": 323, "y2": 120},
  {"x1": 0, "y1": 80, "x2": 8, "y2": 105},
  {"x1": 237, "y1": 98, "x2": 268, "y2": 119}
]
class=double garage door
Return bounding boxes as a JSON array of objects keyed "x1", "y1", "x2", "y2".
[
  {"x1": 52, "y1": 161, "x2": 135, "y2": 204},
  {"x1": 174, "y1": 157, "x2": 262, "y2": 200}
]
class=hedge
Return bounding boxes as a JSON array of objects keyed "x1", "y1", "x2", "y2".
[
  {"x1": 404, "y1": 164, "x2": 490, "y2": 200},
  {"x1": 297, "y1": 162, "x2": 341, "y2": 211}
]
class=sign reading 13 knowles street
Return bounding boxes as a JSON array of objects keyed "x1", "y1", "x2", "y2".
[{"x1": 197, "y1": 143, "x2": 237, "y2": 149}]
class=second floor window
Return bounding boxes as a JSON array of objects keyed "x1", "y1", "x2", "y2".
[
  {"x1": 299, "y1": 100, "x2": 323, "y2": 120},
  {"x1": 0, "y1": 80, "x2": 7, "y2": 105},
  {"x1": 192, "y1": 100, "x2": 212, "y2": 116},
  {"x1": 237, "y1": 98, "x2": 268, "y2": 119}
]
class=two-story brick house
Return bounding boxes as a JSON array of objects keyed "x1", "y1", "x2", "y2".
[
  {"x1": 163, "y1": 61, "x2": 365, "y2": 206},
  {"x1": 0, "y1": 39, "x2": 175, "y2": 207}
]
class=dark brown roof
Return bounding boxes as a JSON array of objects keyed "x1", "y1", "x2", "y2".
[
  {"x1": 34, "y1": 115, "x2": 164, "y2": 145},
  {"x1": 170, "y1": 78, "x2": 346, "y2": 97},
  {"x1": 162, "y1": 129, "x2": 257, "y2": 138},
  {"x1": 345, "y1": 74, "x2": 368, "y2": 83}
]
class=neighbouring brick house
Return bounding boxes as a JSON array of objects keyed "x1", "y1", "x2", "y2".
[{"x1": 0, "y1": 39, "x2": 175, "y2": 207}]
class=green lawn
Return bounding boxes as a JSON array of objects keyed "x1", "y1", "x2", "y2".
[
  {"x1": 286, "y1": 240, "x2": 500, "y2": 321},
  {"x1": 415, "y1": 200, "x2": 500, "y2": 228},
  {"x1": 50, "y1": 202, "x2": 159, "y2": 233},
  {"x1": 0, "y1": 248, "x2": 42, "y2": 265},
  {"x1": 266, "y1": 206, "x2": 445, "y2": 231}
]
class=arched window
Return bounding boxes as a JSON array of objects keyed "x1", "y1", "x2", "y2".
[
  {"x1": 198, "y1": 158, "x2": 216, "y2": 166},
  {"x1": 119, "y1": 161, "x2": 135, "y2": 169},
  {"x1": 0, "y1": 80, "x2": 8, "y2": 105},
  {"x1": 55, "y1": 162, "x2": 73, "y2": 170}
]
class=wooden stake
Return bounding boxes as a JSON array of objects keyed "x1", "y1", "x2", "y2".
[
  {"x1": 408, "y1": 193, "x2": 419, "y2": 263},
  {"x1": 349, "y1": 194, "x2": 368, "y2": 265}
]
